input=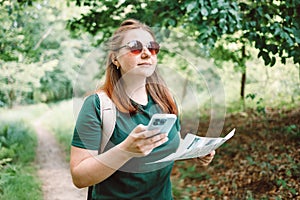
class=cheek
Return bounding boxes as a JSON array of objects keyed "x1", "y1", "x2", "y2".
[
  {"x1": 127, "y1": 56, "x2": 138, "y2": 65},
  {"x1": 125, "y1": 54, "x2": 136, "y2": 64},
  {"x1": 152, "y1": 56, "x2": 158, "y2": 64},
  {"x1": 120, "y1": 56, "x2": 136, "y2": 68}
]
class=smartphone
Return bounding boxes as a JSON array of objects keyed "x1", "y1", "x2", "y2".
[{"x1": 147, "y1": 114, "x2": 177, "y2": 136}]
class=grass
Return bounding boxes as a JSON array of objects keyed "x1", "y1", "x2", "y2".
[
  {"x1": 0, "y1": 99, "x2": 77, "y2": 200},
  {"x1": 0, "y1": 103, "x2": 49, "y2": 200},
  {"x1": 0, "y1": 165, "x2": 42, "y2": 200},
  {"x1": 0, "y1": 103, "x2": 49, "y2": 122},
  {"x1": 0, "y1": 120, "x2": 42, "y2": 200},
  {"x1": 40, "y1": 99, "x2": 76, "y2": 161}
]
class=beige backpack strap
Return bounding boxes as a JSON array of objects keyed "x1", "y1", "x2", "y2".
[{"x1": 96, "y1": 92, "x2": 116, "y2": 153}]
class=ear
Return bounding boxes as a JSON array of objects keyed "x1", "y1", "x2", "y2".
[{"x1": 112, "y1": 59, "x2": 120, "y2": 67}]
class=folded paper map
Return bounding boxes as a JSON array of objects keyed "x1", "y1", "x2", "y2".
[{"x1": 148, "y1": 129, "x2": 235, "y2": 163}]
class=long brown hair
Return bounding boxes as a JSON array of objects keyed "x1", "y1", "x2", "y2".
[{"x1": 98, "y1": 19, "x2": 178, "y2": 115}]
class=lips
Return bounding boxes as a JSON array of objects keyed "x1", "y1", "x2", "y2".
[{"x1": 138, "y1": 63, "x2": 151, "y2": 66}]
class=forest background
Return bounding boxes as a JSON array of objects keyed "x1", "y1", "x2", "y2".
[{"x1": 0, "y1": 0, "x2": 299, "y2": 199}]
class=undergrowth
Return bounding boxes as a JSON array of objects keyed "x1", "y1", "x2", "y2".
[{"x1": 0, "y1": 120, "x2": 42, "y2": 200}]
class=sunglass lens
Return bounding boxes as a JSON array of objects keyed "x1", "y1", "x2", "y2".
[
  {"x1": 148, "y1": 41, "x2": 160, "y2": 55},
  {"x1": 128, "y1": 40, "x2": 143, "y2": 55},
  {"x1": 125, "y1": 40, "x2": 160, "y2": 55}
]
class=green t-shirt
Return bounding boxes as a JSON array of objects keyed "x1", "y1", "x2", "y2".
[{"x1": 72, "y1": 94, "x2": 180, "y2": 200}]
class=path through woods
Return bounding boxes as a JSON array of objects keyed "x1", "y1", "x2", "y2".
[{"x1": 33, "y1": 112, "x2": 87, "y2": 200}]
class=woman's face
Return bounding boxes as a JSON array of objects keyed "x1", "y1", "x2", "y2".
[{"x1": 115, "y1": 29, "x2": 158, "y2": 77}]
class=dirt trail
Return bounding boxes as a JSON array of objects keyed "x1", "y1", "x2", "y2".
[{"x1": 33, "y1": 112, "x2": 87, "y2": 200}]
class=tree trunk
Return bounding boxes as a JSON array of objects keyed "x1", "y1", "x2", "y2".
[
  {"x1": 241, "y1": 71, "x2": 246, "y2": 105},
  {"x1": 240, "y1": 45, "x2": 247, "y2": 110},
  {"x1": 8, "y1": 90, "x2": 15, "y2": 108}
]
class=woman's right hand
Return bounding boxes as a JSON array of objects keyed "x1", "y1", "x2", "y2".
[{"x1": 117, "y1": 124, "x2": 168, "y2": 157}]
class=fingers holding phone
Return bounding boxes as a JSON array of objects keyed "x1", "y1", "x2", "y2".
[
  {"x1": 118, "y1": 114, "x2": 177, "y2": 157},
  {"x1": 119, "y1": 124, "x2": 168, "y2": 157}
]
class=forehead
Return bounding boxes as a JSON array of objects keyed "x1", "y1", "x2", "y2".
[{"x1": 122, "y1": 29, "x2": 154, "y2": 45}]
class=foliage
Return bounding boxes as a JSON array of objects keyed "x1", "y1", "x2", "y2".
[
  {"x1": 241, "y1": 0, "x2": 300, "y2": 66},
  {"x1": 210, "y1": 0, "x2": 300, "y2": 103},
  {"x1": 0, "y1": 0, "x2": 93, "y2": 107},
  {"x1": 68, "y1": 0, "x2": 240, "y2": 47},
  {"x1": 0, "y1": 120, "x2": 42, "y2": 200},
  {"x1": 212, "y1": 0, "x2": 300, "y2": 66},
  {"x1": 0, "y1": 60, "x2": 57, "y2": 107},
  {"x1": 68, "y1": 0, "x2": 300, "y2": 67},
  {"x1": 1, "y1": 0, "x2": 299, "y2": 107},
  {"x1": 0, "y1": 120, "x2": 37, "y2": 163},
  {"x1": 0, "y1": 0, "x2": 43, "y2": 62},
  {"x1": 68, "y1": 0, "x2": 300, "y2": 105},
  {"x1": 0, "y1": 165, "x2": 42, "y2": 200},
  {"x1": 246, "y1": 93, "x2": 265, "y2": 114},
  {"x1": 0, "y1": 0, "x2": 37, "y2": 6}
]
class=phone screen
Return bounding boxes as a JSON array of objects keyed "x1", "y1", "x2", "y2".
[{"x1": 147, "y1": 114, "x2": 177, "y2": 136}]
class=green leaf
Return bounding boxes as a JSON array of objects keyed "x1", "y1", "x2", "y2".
[
  {"x1": 186, "y1": 1, "x2": 197, "y2": 13},
  {"x1": 168, "y1": 19, "x2": 176, "y2": 27},
  {"x1": 258, "y1": 50, "x2": 271, "y2": 65},
  {"x1": 293, "y1": 30, "x2": 300, "y2": 43},
  {"x1": 281, "y1": 57, "x2": 286, "y2": 64},
  {"x1": 211, "y1": 8, "x2": 218, "y2": 14},
  {"x1": 200, "y1": 6, "x2": 208, "y2": 16},
  {"x1": 266, "y1": 44, "x2": 278, "y2": 54},
  {"x1": 270, "y1": 56, "x2": 276, "y2": 67},
  {"x1": 246, "y1": 93, "x2": 256, "y2": 100}
]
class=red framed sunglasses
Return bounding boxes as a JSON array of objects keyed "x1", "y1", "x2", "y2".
[{"x1": 114, "y1": 40, "x2": 160, "y2": 55}]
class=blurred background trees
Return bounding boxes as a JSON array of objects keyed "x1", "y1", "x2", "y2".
[
  {"x1": 0, "y1": 0, "x2": 299, "y2": 110},
  {"x1": 0, "y1": 1, "x2": 299, "y2": 199},
  {"x1": 68, "y1": 0, "x2": 300, "y2": 107},
  {"x1": 0, "y1": 0, "x2": 92, "y2": 107}
]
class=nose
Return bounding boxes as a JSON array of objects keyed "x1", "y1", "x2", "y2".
[{"x1": 141, "y1": 46, "x2": 151, "y2": 58}]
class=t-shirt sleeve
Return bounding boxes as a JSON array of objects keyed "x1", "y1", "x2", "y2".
[{"x1": 71, "y1": 94, "x2": 102, "y2": 150}]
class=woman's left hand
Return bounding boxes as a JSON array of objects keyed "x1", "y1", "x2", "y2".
[{"x1": 197, "y1": 150, "x2": 215, "y2": 166}]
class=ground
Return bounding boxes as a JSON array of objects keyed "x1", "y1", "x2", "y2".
[
  {"x1": 33, "y1": 108, "x2": 299, "y2": 199},
  {"x1": 33, "y1": 112, "x2": 87, "y2": 200},
  {"x1": 172, "y1": 108, "x2": 300, "y2": 199}
]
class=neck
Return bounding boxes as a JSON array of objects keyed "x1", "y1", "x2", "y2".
[{"x1": 122, "y1": 74, "x2": 148, "y2": 105}]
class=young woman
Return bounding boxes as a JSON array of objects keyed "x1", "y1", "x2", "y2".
[{"x1": 70, "y1": 19, "x2": 215, "y2": 200}]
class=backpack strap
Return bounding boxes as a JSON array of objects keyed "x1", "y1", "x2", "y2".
[
  {"x1": 96, "y1": 92, "x2": 116, "y2": 153},
  {"x1": 87, "y1": 92, "x2": 116, "y2": 200}
]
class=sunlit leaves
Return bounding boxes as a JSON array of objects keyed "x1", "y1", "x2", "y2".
[
  {"x1": 0, "y1": 0, "x2": 45, "y2": 62},
  {"x1": 241, "y1": 0, "x2": 300, "y2": 66},
  {"x1": 0, "y1": 1, "x2": 94, "y2": 107},
  {"x1": 0, "y1": 60, "x2": 57, "y2": 106},
  {"x1": 68, "y1": 0, "x2": 300, "y2": 68},
  {"x1": 67, "y1": 0, "x2": 241, "y2": 47}
]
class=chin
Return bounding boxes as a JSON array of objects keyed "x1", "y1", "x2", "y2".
[
  {"x1": 129, "y1": 67, "x2": 155, "y2": 77},
  {"x1": 140, "y1": 68, "x2": 155, "y2": 77}
]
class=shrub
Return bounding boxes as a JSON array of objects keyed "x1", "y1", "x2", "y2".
[{"x1": 0, "y1": 120, "x2": 42, "y2": 200}]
